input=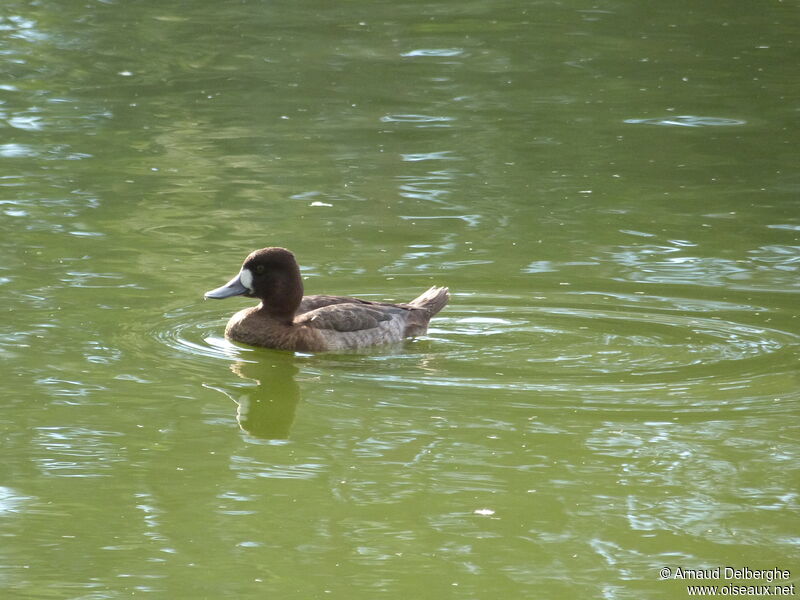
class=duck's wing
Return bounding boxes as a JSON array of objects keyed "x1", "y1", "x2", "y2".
[
  {"x1": 297, "y1": 295, "x2": 366, "y2": 314},
  {"x1": 298, "y1": 294, "x2": 409, "y2": 315},
  {"x1": 296, "y1": 302, "x2": 406, "y2": 332}
]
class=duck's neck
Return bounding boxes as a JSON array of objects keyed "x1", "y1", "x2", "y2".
[{"x1": 260, "y1": 272, "x2": 304, "y2": 325}]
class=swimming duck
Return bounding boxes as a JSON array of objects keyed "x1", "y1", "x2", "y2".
[{"x1": 205, "y1": 247, "x2": 449, "y2": 352}]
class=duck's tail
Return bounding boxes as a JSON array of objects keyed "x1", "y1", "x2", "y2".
[{"x1": 408, "y1": 286, "x2": 450, "y2": 318}]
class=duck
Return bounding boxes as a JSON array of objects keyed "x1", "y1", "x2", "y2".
[{"x1": 204, "y1": 247, "x2": 449, "y2": 352}]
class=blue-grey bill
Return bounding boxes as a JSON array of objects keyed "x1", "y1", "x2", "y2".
[{"x1": 204, "y1": 273, "x2": 249, "y2": 299}]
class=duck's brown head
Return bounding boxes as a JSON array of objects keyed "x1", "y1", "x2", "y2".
[{"x1": 205, "y1": 247, "x2": 303, "y2": 320}]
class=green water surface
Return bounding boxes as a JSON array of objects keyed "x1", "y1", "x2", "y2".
[{"x1": 1, "y1": 1, "x2": 798, "y2": 598}]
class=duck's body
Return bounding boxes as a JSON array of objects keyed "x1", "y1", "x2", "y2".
[{"x1": 205, "y1": 247, "x2": 449, "y2": 352}]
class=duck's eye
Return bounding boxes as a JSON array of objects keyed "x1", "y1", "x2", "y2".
[{"x1": 254, "y1": 264, "x2": 266, "y2": 275}]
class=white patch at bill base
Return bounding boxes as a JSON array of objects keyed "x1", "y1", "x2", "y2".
[{"x1": 239, "y1": 268, "x2": 254, "y2": 292}]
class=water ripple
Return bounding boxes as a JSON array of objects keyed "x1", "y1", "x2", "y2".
[
  {"x1": 327, "y1": 294, "x2": 799, "y2": 412},
  {"x1": 380, "y1": 114, "x2": 455, "y2": 124},
  {"x1": 608, "y1": 244, "x2": 800, "y2": 290},
  {"x1": 624, "y1": 115, "x2": 746, "y2": 127},
  {"x1": 152, "y1": 294, "x2": 798, "y2": 414},
  {"x1": 401, "y1": 48, "x2": 464, "y2": 57},
  {"x1": 153, "y1": 304, "x2": 251, "y2": 364}
]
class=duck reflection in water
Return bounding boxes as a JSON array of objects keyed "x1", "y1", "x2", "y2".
[{"x1": 212, "y1": 352, "x2": 300, "y2": 440}]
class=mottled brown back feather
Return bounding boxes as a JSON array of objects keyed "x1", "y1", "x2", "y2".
[{"x1": 296, "y1": 303, "x2": 401, "y2": 332}]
